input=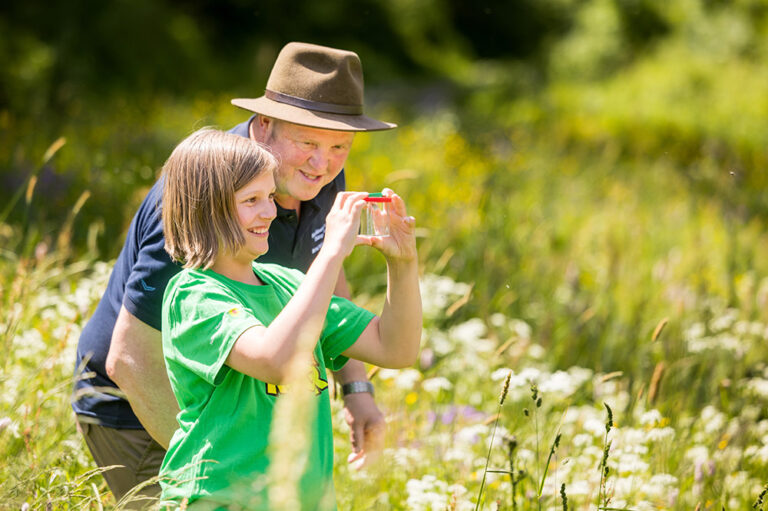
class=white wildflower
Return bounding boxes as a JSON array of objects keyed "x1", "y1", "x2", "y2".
[
  {"x1": 12, "y1": 328, "x2": 47, "y2": 360},
  {"x1": 749, "y1": 321, "x2": 765, "y2": 336},
  {"x1": 421, "y1": 377, "x2": 452, "y2": 394},
  {"x1": 583, "y1": 417, "x2": 608, "y2": 437},
  {"x1": 449, "y1": 318, "x2": 487, "y2": 344},
  {"x1": 612, "y1": 476, "x2": 638, "y2": 498},
  {"x1": 426, "y1": 330, "x2": 453, "y2": 356},
  {"x1": 386, "y1": 447, "x2": 422, "y2": 469},
  {"x1": 491, "y1": 368, "x2": 512, "y2": 381},
  {"x1": 377, "y1": 368, "x2": 421, "y2": 390},
  {"x1": 723, "y1": 471, "x2": 749, "y2": 490},
  {"x1": 684, "y1": 322, "x2": 705, "y2": 341},
  {"x1": 454, "y1": 424, "x2": 488, "y2": 445},
  {"x1": 486, "y1": 426, "x2": 510, "y2": 449},
  {"x1": 564, "y1": 479, "x2": 592, "y2": 496},
  {"x1": 1, "y1": 418, "x2": 20, "y2": 438},
  {"x1": 645, "y1": 427, "x2": 675, "y2": 443},
  {"x1": 639, "y1": 409, "x2": 663, "y2": 426},
  {"x1": 489, "y1": 313, "x2": 506, "y2": 328},
  {"x1": 420, "y1": 274, "x2": 471, "y2": 318},
  {"x1": 700, "y1": 405, "x2": 725, "y2": 433},
  {"x1": 527, "y1": 343, "x2": 546, "y2": 359},
  {"x1": 744, "y1": 443, "x2": 768, "y2": 463},
  {"x1": 509, "y1": 319, "x2": 532, "y2": 340},
  {"x1": 538, "y1": 369, "x2": 590, "y2": 396},
  {"x1": 572, "y1": 433, "x2": 593, "y2": 447},
  {"x1": 406, "y1": 475, "x2": 449, "y2": 511},
  {"x1": 746, "y1": 378, "x2": 768, "y2": 398},
  {"x1": 615, "y1": 452, "x2": 649, "y2": 473},
  {"x1": 515, "y1": 448, "x2": 536, "y2": 464},
  {"x1": 643, "y1": 473, "x2": 678, "y2": 498},
  {"x1": 709, "y1": 308, "x2": 738, "y2": 332},
  {"x1": 685, "y1": 445, "x2": 710, "y2": 464},
  {"x1": 716, "y1": 333, "x2": 745, "y2": 357}
]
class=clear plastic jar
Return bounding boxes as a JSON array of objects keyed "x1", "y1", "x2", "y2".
[{"x1": 360, "y1": 192, "x2": 392, "y2": 236}]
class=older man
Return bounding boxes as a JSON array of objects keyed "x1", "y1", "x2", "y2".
[{"x1": 73, "y1": 42, "x2": 396, "y2": 504}]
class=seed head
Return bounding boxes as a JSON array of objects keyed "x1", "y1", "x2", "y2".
[
  {"x1": 560, "y1": 483, "x2": 568, "y2": 511},
  {"x1": 499, "y1": 370, "x2": 512, "y2": 405},
  {"x1": 604, "y1": 402, "x2": 613, "y2": 433}
]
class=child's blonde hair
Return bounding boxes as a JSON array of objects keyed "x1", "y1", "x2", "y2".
[{"x1": 162, "y1": 128, "x2": 278, "y2": 269}]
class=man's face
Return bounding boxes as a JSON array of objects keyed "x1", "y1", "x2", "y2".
[{"x1": 259, "y1": 119, "x2": 355, "y2": 208}]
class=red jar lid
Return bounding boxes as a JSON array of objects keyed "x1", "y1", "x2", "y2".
[{"x1": 364, "y1": 192, "x2": 392, "y2": 203}]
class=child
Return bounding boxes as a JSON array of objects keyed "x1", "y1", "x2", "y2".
[{"x1": 158, "y1": 128, "x2": 421, "y2": 509}]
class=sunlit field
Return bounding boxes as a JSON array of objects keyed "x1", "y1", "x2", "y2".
[{"x1": 3, "y1": 4, "x2": 768, "y2": 508}]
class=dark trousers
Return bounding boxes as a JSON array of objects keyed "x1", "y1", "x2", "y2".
[{"x1": 76, "y1": 415, "x2": 166, "y2": 509}]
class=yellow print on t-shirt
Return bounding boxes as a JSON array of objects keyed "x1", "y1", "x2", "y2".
[{"x1": 265, "y1": 357, "x2": 328, "y2": 396}]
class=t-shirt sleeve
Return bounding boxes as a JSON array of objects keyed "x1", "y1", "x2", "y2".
[
  {"x1": 164, "y1": 279, "x2": 262, "y2": 386},
  {"x1": 123, "y1": 183, "x2": 180, "y2": 330},
  {"x1": 320, "y1": 295, "x2": 376, "y2": 371}
]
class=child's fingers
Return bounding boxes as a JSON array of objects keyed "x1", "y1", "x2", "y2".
[
  {"x1": 381, "y1": 188, "x2": 408, "y2": 217},
  {"x1": 344, "y1": 191, "x2": 369, "y2": 211},
  {"x1": 333, "y1": 191, "x2": 367, "y2": 212},
  {"x1": 355, "y1": 235, "x2": 373, "y2": 246}
]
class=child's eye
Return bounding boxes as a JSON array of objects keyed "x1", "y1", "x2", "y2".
[{"x1": 268, "y1": 193, "x2": 276, "y2": 201}]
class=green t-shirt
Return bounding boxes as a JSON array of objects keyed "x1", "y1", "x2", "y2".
[{"x1": 159, "y1": 262, "x2": 375, "y2": 510}]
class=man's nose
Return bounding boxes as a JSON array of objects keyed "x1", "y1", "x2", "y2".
[{"x1": 308, "y1": 148, "x2": 329, "y2": 172}]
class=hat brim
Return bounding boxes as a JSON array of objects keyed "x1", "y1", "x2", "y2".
[{"x1": 231, "y1": 97, "x2": 396, "y2": 132}]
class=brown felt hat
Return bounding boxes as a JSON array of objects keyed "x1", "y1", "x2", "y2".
[{"x1": 232, "y1": 42, "x2": 396, "y2": 132}]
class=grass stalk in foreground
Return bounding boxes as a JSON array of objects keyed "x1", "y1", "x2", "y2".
[
  {"x1": 597, "y1": 402, "x2": 614, "y2": 511},
  {"x1": 475, "y1": 370, "x2": 511, "y2": 511}
]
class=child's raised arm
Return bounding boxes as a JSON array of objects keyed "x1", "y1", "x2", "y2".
[
  {"x1": 341, "y1": 189, "x2": 422, "y2": 368},
  {"x1": 225, "y1": 191, "x2": 371, "y2": 383}
]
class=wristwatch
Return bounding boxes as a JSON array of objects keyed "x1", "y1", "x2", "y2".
[{"x1": 341, "y1": 381, "x2": 375, "y2": 398}]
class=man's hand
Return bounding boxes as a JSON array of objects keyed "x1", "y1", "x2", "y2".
[{"x1": 343, "y1": 391, "x2": 385, "y2": 470}]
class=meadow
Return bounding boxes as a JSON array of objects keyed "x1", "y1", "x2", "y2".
[{"x1": 3, "y1": 3, "x2": 768, "y2": 508}]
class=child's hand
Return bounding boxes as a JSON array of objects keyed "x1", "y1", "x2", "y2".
[
  {"x1": 365, "y1": 189, "x2": 417, "y2": 262},
  {"x1": 322, "y1": 191, "x2": 370, "y2": 259}
]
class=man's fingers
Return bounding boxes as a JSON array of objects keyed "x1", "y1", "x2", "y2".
[
  {"x1": 347, "y1": 450, "x2": 367, "y2": 471},
  {"x1": 349, "y1": 421, "x2": 365, "y2": 453}
]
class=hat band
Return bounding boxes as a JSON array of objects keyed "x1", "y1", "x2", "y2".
[{"x1": 265, "y1": 89, "x2": 363, "y2": 116}]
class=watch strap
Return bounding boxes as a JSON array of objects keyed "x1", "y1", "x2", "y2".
[{"x1": 341, "y1": 381, "x2": 375, "y2": 397}]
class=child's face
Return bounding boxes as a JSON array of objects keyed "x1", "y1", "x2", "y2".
[{"x1": 234, "y1": 171, "x2": 277, "y2": 260}]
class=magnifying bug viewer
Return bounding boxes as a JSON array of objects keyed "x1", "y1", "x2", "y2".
[{"x1": 359, "y1": 192, "x2": 392, "y2": 236}]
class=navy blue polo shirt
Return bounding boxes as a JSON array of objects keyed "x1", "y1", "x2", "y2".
[{"x1": 72, "y1": 117, "x2": 345, "y2": 428}]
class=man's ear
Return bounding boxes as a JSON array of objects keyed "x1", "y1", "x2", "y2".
[{"x1": 250, "y1": 115, "x2": 273, "y2": 143}]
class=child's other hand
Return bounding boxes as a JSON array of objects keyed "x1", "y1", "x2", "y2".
[
  {"x1": 365, "y1": 189, "x2": 417, "y2": 262},
  {"x1": 322, "y1": 191, "x2": 370, "y2": 259}
]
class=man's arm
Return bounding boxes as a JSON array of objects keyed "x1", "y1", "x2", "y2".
[
  {"x1": 105, "y1": 305, "x2": 180, "y2": 449},
  {"x1": 331, "y1": 268, "x2": 386, "y2": 468}
]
